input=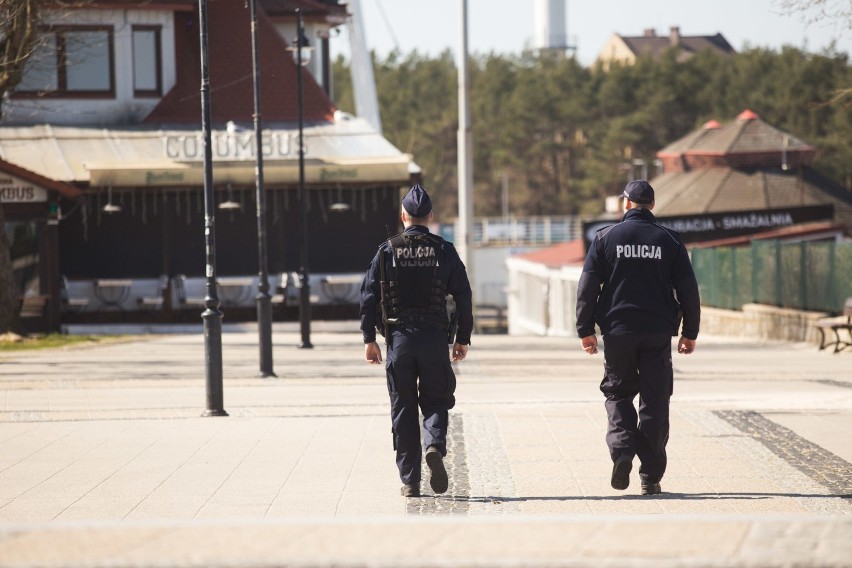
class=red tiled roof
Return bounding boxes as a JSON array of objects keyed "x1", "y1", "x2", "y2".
[
  {"x1": 145, "y1": 0, "x2": 334, "y2": 125},
  {"x1": 651, "y1": 166, "x2": 852, "y2": 228},
  {"x1": 513, "y1": 240, "x2": 587, "y2": 267},
  {"x1": 658, "y1": 110, "x2": 815, "y2": 158}
]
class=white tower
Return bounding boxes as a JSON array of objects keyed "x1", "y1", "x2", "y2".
[
  {"x1": 534, "y1": 0, "x2": 568, "y2": 51},
  {"x1": 347, "y1": 0, "x2": 382, "y2": 134}
]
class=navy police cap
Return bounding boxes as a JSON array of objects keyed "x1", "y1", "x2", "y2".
[
  {"x1": 622, "y1": 180, "x2": 655, "y2": 205},
  {"x1": 402, "y1": 184, "x2": 432, "y2": 217}
]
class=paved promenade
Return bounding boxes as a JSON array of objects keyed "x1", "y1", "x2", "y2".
[{"x1": 0, "y1": 323, "x2": 850, "y2": 567}]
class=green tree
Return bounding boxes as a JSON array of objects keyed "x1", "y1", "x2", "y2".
[
  {"x1": 333, "y1": 44, "x2": 851, "y2": 221},
  {"x1": 331, "y1": 53, "x2": 354, "y2": 115},
  {"x1": 0, "y1": 0, "x2": 42, "y2": 333},
  {"x1": 373, "y1": 50, "x2": 459, "y2": 219}
]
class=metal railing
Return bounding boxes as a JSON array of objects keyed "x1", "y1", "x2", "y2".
[
  {"x1": 439, "y1": 216, "x2": 582, "y2": 246},
  {"x1": 690, "y1": 240, "x2": 852, "y2": 314}
]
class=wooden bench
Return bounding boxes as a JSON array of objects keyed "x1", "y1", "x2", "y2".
[
  {"x1": 474, "y1": 303, "x2": 507, "y2": 334},
  {"x1": 18, "y1": 295, "x2": 50, "y2": 334},
  {"x1": 815, "y1": 297, "x2": 852, "y2": 353},
  {"x1": 18, "y1": 295, "x2": 49, "y2": 319}
]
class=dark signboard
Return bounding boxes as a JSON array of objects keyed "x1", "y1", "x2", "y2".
[{"x1": 582, "y1": 205, "x2": 835, "y2": 252}]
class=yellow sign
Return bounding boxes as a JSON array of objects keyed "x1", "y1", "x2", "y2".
[{"x1": 87, "y1": 159, "x2": 412, "y2": 187}]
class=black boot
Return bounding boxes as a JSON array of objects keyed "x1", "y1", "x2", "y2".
[
  {"x1": 425, "y1": 446, "x2": 449, "y2": 494},
  {"x1": 610, "y1": 455, "x2": 632, "y2": 490}
]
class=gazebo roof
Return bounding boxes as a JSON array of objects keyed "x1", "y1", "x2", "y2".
[{"x1": 658, "y1": 110, "x2": 815, "y2": 158}]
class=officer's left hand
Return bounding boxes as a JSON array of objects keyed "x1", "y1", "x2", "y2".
[
  {"x1": 677, "y1": 336, "x2": 696, "y2": 354},
  {"x1": 365, "y1": 342, "x2": 383, "y2": 364},
  {"x1": 581, "y1": 335, "x2": 598, "y2": 355},
  {"x1": 452, "y1": 343, "x2": 468, "y2": 361}
]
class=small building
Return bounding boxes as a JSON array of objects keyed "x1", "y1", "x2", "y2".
[
  {"x1": 652, "y1": 109, "x2": 852, "y2": 230},
  {"x1": 0, "y1": 0, "x2": 419, "y2": 330},
  {"x1": 520, "y1": 110, "x2": 852, "y2": 337},
  {"x1": 1, "y1": 160, "x2": 82, "y2": 333},
  {"x1": 505, "y1": 240, "x2": 585, "y2": 336},
  {"x1": 595, "y1": 26, "x2": 735, "y2": 68}
]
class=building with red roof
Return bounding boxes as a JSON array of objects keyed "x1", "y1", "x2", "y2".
[
  {"x1": 0, "y1": 0, "x2": 418, "y2": 330},
  {"x1": 652, "y1": 109, "x2": 852, "y2": 230}
]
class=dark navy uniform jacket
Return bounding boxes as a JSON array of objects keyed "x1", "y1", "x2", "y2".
[
  {"x1": 360, "y1": 225, "x2": 474, "y2": 345},
  {"x1": 576, "y1": 208, "x2": 700, "y2": 340}
]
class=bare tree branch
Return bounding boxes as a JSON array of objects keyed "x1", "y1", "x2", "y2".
[
  {"x1": 774, "y1": 0, "x2": 852, "y2": 28},
  {"x1": 0, "y1": 0, "x2": 41, "y2": 108}
]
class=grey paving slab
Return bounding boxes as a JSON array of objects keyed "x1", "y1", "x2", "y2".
[
  {"x1": 0, "y1": 516, "x2": 849, "y2": 567},
  {"x1": 0, "y1": 327, "x2": 850, "y2": 566},
  {"x1": 765, "y1": 409, "x2": 852, "y2": 463}
]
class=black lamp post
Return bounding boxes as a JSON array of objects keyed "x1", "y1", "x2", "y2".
[
  {"x1": 249, "y1": 0, "x2": 276, "y2": 377},
  {"x1": 292, "y1": 8, "x2": 313, "y2": 349},
  {"x1": 197, "y1": 0, "x2": 227, "y2": 417}
]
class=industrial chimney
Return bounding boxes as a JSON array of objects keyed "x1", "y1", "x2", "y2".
[{"x1": 534, "y1": 0, "x2": 568, "y2": 51}]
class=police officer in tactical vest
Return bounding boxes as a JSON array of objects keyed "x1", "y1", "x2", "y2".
[
  {"x1": 576, "y1": 180, "x2": 700, "y2": 496},
  {"x1": 359, "y1": 184, "x2": 473, "y2": 497}
]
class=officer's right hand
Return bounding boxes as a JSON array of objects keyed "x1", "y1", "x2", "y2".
[
  {"x1": 452, "y1": 343, "x2": 468, "y2": 361},
  {"x1": 581, "y1": 335, "x2": 598, "y2": 355},
  {"x1": 365, "y1": 341, "x2": 383, "y2": 364}
]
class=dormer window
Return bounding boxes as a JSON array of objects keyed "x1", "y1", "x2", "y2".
[{"x1": 17, "y1": 26, "x2": 115, "y2": 98}]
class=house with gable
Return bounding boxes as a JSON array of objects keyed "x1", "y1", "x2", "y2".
[{"x1": 595, "y1": 26, "x2": 735, "y2": 69}]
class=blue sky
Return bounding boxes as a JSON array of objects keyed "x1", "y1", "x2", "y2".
[{"x1": 331, "y1": 0, "x2": 850, "y2": 66}]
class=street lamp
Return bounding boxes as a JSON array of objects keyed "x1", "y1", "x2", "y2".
[
  {"x1": 249, "y1": 0, "x2": 276, "y2": 377},
  {"x1": 197, "y1": 0, "x2": 227, "y2": 417},
  {"x1": 290, "y1": 8, "x2": 313, "y2": 349}
]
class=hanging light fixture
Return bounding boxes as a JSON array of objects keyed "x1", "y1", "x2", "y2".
[
  {"x1": 330, "y1": 187, "x2": 351, "y2": 213},
  {"x1": 102, "y1": 186, "x2": 122, "y2": 214},
  {"x1": 329, "y1": 202, "x2": 351, "y2": 213},
  {"x1": 218, "y1": 183, "x2": 241, "y2": 210}
]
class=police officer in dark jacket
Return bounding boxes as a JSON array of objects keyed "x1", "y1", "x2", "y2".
[
  {"x1": 360, "y1": 185, "x2": 473, "y2": 498},
  {"x1": 576, "y1": 180, "x2": 700, "y2": 496}
]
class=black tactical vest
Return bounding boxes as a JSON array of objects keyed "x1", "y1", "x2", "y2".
[{"x1": 384, "y1": 232, "x2": 448, "y2": 329}]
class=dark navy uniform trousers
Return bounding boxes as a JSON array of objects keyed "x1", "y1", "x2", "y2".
[
  {"x1": 386, "y1": 324, "x2": 456, "y2": 485},
  {"x1": 601, "y1": 333, "x2": 673, "y2": 484}
]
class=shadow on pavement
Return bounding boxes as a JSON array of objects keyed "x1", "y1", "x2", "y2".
[{"x1": 433, "y1": 492, "x2": 850, "y2": 502}]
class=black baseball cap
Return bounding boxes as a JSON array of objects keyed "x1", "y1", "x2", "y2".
[
  {"x1": 622, "y1": 180, "x2": 655, "y2": 204},
  {"x1": 402, "y1": 184, "x2": 432, "y2": 217}
]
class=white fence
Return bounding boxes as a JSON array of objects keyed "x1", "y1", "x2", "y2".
[{"x1": 505, "y1": 256, "x2": 583, "y2": 336}]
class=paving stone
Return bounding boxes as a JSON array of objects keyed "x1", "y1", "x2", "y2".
[{"x1": 0, "y1": 330, "x2": 850, "y2": 567}]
